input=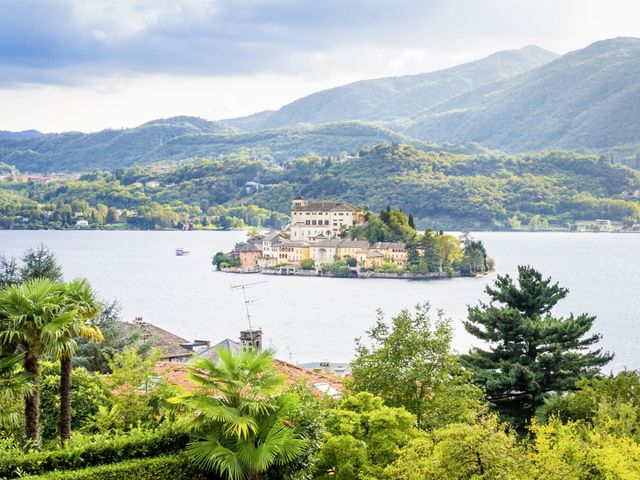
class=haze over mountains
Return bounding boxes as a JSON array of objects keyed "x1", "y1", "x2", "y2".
[{"x1": 2, "y1": 37, "x2": 640, "y2": 173}]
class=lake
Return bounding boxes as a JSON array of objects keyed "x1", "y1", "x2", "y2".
[{"x1": 1, "y1": 230, "x2": 638, "y2": 371}]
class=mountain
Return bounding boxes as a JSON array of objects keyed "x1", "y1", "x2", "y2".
[
  {"x1": 0, "y1": 129, "x2": 41, "y2": 140},
  {"x1": 0, "y1": 116, "x2": 241, "y2": 172},
  {"x1": 406, "y1": 37, "x2": 640, "y2": 152},
  {"x1": 225, "y1": 46, "x2": 559, "y2": 131},
  {"x1": 0, "y1": 117, "x2": 467, "y2": 172}
]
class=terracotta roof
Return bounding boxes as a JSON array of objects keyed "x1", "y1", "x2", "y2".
[{"x1": 154, "y1": 358, "x2": 344, "y2": 397}]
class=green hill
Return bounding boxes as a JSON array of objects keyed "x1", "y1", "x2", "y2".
[
  {"x1": 0, "y1": 119, "x2": 477, "y2": 173},
  {"x1": 226, "y1": 46, "x2": 558, "y2": 131},
  {"x1": 406, "y1": 38, "x2": 640, "y2": 152},
  {"x1": 3, "y1": 144, "x2": 638, "y2": 231}
]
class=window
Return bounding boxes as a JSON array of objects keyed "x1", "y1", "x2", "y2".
[
  {"x1": 325, "y1": 220, "x2": 329, "y2": 225},
  {"x1": 306, "y1": 220, "x2": 310, "y2": 225},
  {"x1": 312, "y1": 220, "x2": 316, "y2": 225}
]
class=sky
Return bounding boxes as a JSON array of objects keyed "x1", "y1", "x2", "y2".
[{"x1": 0, "y1": 0, "x2": 638, "y2": 133}]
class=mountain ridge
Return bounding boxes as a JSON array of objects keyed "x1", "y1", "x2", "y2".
[{"x1": 224, "y1": 45, "x2": 559, "y2": 131}]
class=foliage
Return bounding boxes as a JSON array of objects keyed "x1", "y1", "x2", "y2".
[
  {"x1": 348, "y1": 207, "x2": 417, "y2": 244},
  {"x1": 2, "y1": 143, "x2": 639, "y2": 231},
  {"x1": 177, "y1": 347, "x2": 308, "y2": 480},
  {"x1": 350, "y1": 305, "x2": 485, "y2": 430},
  {"x1": 94, "y1": 348, "x2": 182, "y2": 432},
  {"x1": 299, "y1": 258, "x2": 315, "y2": 270},
  {"x1": 0, "y1": 425, "x2": 190, "y2": 478},
  {"x1": 0, "y1": 244, "x2": 62, "y2": 288},
  {"x1": 384, "y1": 415, "x2": 530, "y2": 480},
  {"x1": 21, "y1": 454, "x2": 208, "y2": 480},
  {"x1": 314, "y1": 392, "x2": 422, "y2": 479},
  {"x1": 0, "y1": 352, "x2": 32, "y2": 432},
  {"x1": 462, "y1": 266, "x2": 613, "y2": 428},
  {"x1": 528, "y1": 417, "x2": 640, "y2": 479},
  {"x1": 539, "y1": 370, "x2": 640, "y2": 431},
  {"x1": 320, "y1": 260, "x2": 353, "y2": 278},
  {"x1": 212, "y1": 252, "x2": 241, "y2": 270},
  {"x1": 39, "y1": 363, "x2": 111, "y2": 442},
  {"x1": 375, "y1": 262, "x2": 403, "y2": 274},
  {"x1": 73, "y1": 301, "x2": 149, "y2": 374}
]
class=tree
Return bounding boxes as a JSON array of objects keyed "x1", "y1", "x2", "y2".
[
  {"x1": 178, "y1": 347, "x2": 307, "y2": 480},
  {"x1": 73, "y1": 300, "x2": 147, "y2": 374},
  {"x1": 384, "y1": 415, "x2": 530, "y2": 480},
  {"x1": 0, "y1": 278, "x2": 73, "y2": 446},
  {"x1": 315, "y1": 392, "x2": 421, "y2": 479},
  {"x1": 351, "y1": 305, "x2": 485, "y2": 429},
  {"x1": 300, "y1": 258, "x2": 315, "y2": 270},
  {"x1": 0, "y1": 352, "x2": 32, "y2": 431},
  {"x1": 19, "y1": 244, "x2": 63, "y2": 283},
  {"x1": 39, "y1": 362, "x2": 111, "y2": 441},
  {"x1": 48, "y1": 279, "x2": 102, "y2": 444},
  {"x1": 462, "y1": 266, "x2": 613, "y2": 428}
]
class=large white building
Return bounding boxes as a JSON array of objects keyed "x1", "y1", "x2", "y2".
[{"x1": 289, "y1": 197, "x2": 364, "y2": 241}]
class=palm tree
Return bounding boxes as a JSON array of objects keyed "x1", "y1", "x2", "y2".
[
  {"x1": 178, "y1": 347, "x2": 307, "y2": 480},
  {"x1": 0, "y1": 352, "x2": 33, "y2": 430},
  {"x1": 48, "y1": 278, "x2": 102, "y2": 444},
  {"x1": 0, "y1": 278, "x2": 73, "y2": 446}
]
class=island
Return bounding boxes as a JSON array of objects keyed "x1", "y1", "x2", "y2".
[{"x1": 213, "y1": 197, "x2": 494, "y2": 279}]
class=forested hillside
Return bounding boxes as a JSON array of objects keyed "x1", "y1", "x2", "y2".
[
  {"x1": 226, "y1": 46, "x2": 558, "y2": 130},
  {"x1": 2, "y1": 144, "x2": 638, "y2": 230},
  {"x1": 406, "y1": 37, "x2": 640, "y2": 152},
  {"x1": 0, "y1": 119, "x2": 447, "y2": 172}
]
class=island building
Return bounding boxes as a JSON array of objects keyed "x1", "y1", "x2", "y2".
[
  {"x1": 289, "y1": 197, "x2": 365, "y2": 241},
  {"x1": 230, "y1": 198, "x2": 408, "y2": 272}
]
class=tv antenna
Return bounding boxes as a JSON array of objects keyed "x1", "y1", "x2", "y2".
[{"x1": 231, "y1": 281, "x2": 267, "y2": 336}]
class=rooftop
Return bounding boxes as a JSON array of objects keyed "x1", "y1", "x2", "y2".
[
  {"x1": 292, "y1": 201, "x2": 360, "y2": 213},
  {"x1": 154, "y1": 358, "x2": 344, "y2": 398}
]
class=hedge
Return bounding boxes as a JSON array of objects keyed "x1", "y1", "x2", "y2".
[
  {"x1": 21, "y1": 454, "x2": 212, "y2": 480},
  {"x1": 0, "y1": 426, "x2": 190, "y2": 479}
]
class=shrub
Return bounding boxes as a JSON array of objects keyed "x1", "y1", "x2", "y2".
[
  {"x1": 0, "y1": 425, "x2": 189, "y2": 478},
  {"x1": 321, "y1": 260, "x2": 353, "y2": 278},
  {"x1": 376, "y1": 262, "x2": 403, "y2": 274},
  {"x1": 300, "y1": 258, "x2": 315, "y2": 270},
  {"x1": 21, "y1": 454, "x2": 210, "y2": 480}
]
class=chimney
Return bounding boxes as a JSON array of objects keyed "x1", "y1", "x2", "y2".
[{"x1": 240, "y1": 329, "x2": 263, "y2": 352}]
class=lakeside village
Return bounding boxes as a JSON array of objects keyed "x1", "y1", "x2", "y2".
[{"x1": 213, "y1": 197, "x2": 494, "y2": 278}]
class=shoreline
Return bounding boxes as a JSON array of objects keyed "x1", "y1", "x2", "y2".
[{"x1": 219, "y1": 267, "x2": 494, "y2": 281}]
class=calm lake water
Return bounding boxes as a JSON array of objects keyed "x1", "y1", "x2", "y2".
[{"x1": 1, "y1": 230, "x2": 638, "y2": 371}]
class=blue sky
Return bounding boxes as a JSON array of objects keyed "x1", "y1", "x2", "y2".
[{"x1": 0, "y1": 0, "x2": 638, "y2": 132}]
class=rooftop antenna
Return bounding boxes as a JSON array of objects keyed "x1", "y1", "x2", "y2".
[{"x1": 231, "y1": 281, "x2": 266, "y2": 347}]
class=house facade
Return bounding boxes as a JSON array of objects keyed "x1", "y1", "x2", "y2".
[{"x1": 289, "y1": 197, "x2": 365, "y2": 241}]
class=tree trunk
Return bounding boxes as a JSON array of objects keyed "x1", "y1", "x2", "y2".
[
  {"x1": 24, "y1": 353, "x2": 41, "y2": 448},
  {"x1": 60, "y1": 355, "x2": 72, "y2": 444}
]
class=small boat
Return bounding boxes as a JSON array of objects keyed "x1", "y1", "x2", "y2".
[{"x1": 175, "y1": 248, "x2": 190, "y2": 256}]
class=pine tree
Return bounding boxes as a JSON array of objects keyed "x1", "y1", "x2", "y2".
[{"x1": 461, "y1": 265, "x2": 612, "y2": 428}]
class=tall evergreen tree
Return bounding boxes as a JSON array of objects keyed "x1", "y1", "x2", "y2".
[{"x1": 461, "y1": 266, "x2": 612, "y2": 428}]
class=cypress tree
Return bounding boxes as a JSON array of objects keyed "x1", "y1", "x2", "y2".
[{"x1": 462, "y1": 265, "x2": 612, "y2": 428}]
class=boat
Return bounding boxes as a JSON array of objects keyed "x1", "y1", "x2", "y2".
[{"x1": 175, "y1": 248, "x2": 190, "y2": 256}]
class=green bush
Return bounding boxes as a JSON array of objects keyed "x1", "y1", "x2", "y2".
[
  {"x1": 300, "y1": 258, "x2": 315, "y2": 270},
  {"x1": 22, "y1": 454, "x2": 211, "y2": 480},
  {"x1": 0, "y1": 425, "x2": 189, "y2": 478}
]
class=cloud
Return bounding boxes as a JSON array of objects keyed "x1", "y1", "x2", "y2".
[
  {"x1": 0, "y1": 0, "x2": 639, "y2": 131},
  {"x1": 1, "y1": 0, "x2": 639, "y2": 87}
]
